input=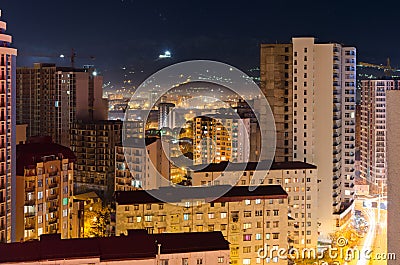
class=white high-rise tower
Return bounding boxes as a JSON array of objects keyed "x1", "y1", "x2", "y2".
[{"x1": 261, "y1": 37, "x2": 356, "y2": 242}]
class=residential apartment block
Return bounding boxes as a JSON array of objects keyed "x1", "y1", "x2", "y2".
[
  {"x1": 0, "y1": 11, "x2": 17, "y2": 243},
  {"x1": 16, "y1": 63, "x2": 107, "y2": 147},
  {"x1": 115, "y1": 137, "x2": 170, "y2": 191},
  {"x1": 193, "y1": 115, "x2": 250, "y2": 165},
  {"x1": 386, "y1": 90, "x2": 400, "y2": 265},
  {"x1": 70, "y1": 120, "x2": 122, "y2": 199},
  {"x1": 360, "y1": 79, "x2": 399, "y2": 192},
  {"x1": 15, "y1": 137, "x2": 75, "y2": 241},
  {"x1": 116, "y1": 186, "x2": 288, "y2": 265},
  {"x1": 189, "y1": 161, "x2": 318, "y2": 249},
  {"x1": 261, "y1": 37, "x2": 356, "y2": 240}
]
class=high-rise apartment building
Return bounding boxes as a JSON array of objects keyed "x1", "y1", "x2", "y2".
[
  {"x1": 116, "y1": 186, "x2": 288, "y2": 265},
  {"x1": 260, "y1": 44, "x2": 293, "y2": 163},
  {"x1": 193, "y1": 115, "x2": 250, "y2": 165},
  {"x1": 360, "y1": 79, "x2": 399, "y2": 192},
  {"x1": 0, "y1": 11, "x2": 17, "y2": 243},
  {"x1": 190, "y1": 161, "x2": 318, "y2": 249},
  {"x1": 261, "y1": 37, "x2": 356, "y2": 240},
  {"x1": 115, "y1": 137, "x2": 170, "y2": 191},
  {"x1": 16, "y1": 63, "x2": 107, "y2": 147},
  {"x1": 158, "y1": 102, "x2": 175, "y2": 129},
  {"x1": 15, "y1": 137, "x2": 75, "y2": 241},
  {"x1": 70, "y1": 120, "x2": 122, "y2": 200},
  {"x1": 386, "y1": 90, "x2": 400, "y2": 264}
]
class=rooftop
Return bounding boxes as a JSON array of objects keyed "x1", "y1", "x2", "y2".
[
  {"x1": 189, "y1": 161, "x2": 317, "y2": 173},
  {"x1": 116, "y1": 185, "x2": 287, "y2": 205},
  {"x1": 16, "y1": 137, "x2": 76, "y2": 176},
  {"x1": 0, "y1": 231, "x2": 229, "y2": 263}
]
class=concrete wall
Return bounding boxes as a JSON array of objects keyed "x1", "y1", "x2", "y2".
[
  {"x1": 314, "y1": 43, "x2": 336, "y2": 238},
  {"x1": 386, "y1": 90, "x2": 400, "y2": 264}
]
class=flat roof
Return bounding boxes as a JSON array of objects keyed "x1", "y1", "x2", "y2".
[
  {"x1": 116, "y1": 185, "x2": 287, "y2": 205},
  {"x1": 189, "y1": 161, "x2": 317, "y2": 173},
  {"x1": 16, "y1": 142, "x2": 76, "y2": 176},
  {"x1": 0, "y1": 231, "x2": 229, "y2": 263}
]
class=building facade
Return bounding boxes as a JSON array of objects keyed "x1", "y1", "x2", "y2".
[
  {"x1": 16, "y1": 63, "x2": 107, "y2": 147},
  {"x1": 260, "y1": 44, "x2": 293, "y2": 163},
  {"x1": 115, "y1": 137, "x2": 170, "y2": 191},
  {"x1": 116, "y1": 186, "x2": 288, "y2": 265},
  {"x1": 193, "y1": 115, "x2": 250, "y2": 165},
  {"x1": 190, "y1": 161, "x2": 318, "y2": 249},
  {"x1": 0, "y1": 11, "x2": 17, "y2": 243},
  {"x1": 70, "y1": 120, "x2": 122, "y2": 199},
  {"x1": 15, "y1": 137, "x2": 75, "y2": 241},
  {"x1": 158, "y1": 102, "x2": 175, "y2": 129},
  {"x1": 386, "y1": 90, "x2": 400, "y2": 265},
  {"x1": 360, "y1": 79, "x2": 399, "y2": 192},
  {"x1": 261, "y1": 37, "x2": 356, "y2": 240},
  {"x1": 0, "y1": 231, "x2": 230, "y2": 265}
]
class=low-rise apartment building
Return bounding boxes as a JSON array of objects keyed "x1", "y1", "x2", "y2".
[
  {"x1": 189, "y1": 161, "x2": 318, "y2": 249},
  {"x1": 116, "y1": 185, "x2": 288, "y2": 265}
]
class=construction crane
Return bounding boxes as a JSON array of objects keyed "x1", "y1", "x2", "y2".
[
  {"x1": 21, "y1": 48, "x2": 95, "y2": 68},
  {"x1": 357, "y1": 58, "x2": 400, "y2": 77}
]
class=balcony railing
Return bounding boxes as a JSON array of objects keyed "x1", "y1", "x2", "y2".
[
  {"x1": 25, "y1": 223, "x2": 35, "y2": 230},
  {"x1": 48, "y1": 182, "x2": 58, "y2": 189},
  {"x1": 49, "y1": 206, "x2": 58, "y2": 212},
  {"x1": 24, "y1": 212, "x2": 35, "y2": 217},
  {"x1": 48, "y1": 217, "x2": 58, "y2": 225},
  {"x1": 48, "y1": 195, "x2": 58, "y2": 201},
  {"x1": 25, "y1": 186, "x2": 35, "y2": 192},
  {"x1": 25, "y1": 199, "x2": 35, "y2": 206}
]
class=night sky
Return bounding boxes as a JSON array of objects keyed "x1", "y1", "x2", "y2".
[{"x1": 2, "y1": 0, "x2": 399, "y2": 87}]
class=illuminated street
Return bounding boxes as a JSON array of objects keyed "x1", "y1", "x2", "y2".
[{"x1": 353, "y1": 197, "x2": 388, "y2": 265}]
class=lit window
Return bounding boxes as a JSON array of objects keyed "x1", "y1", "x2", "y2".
[
  {"x1": 243, "y1": 223, "x2": 252, "y2": 229},
  {"x1": 244, "y1": 211, "x2": 251, "y2": 217},
  {"x1": 243, "y1": 234, "x2": 252, "y2": 241},
  {"x1": 243, "y1": 258, "x2": 251, "y2": 265},
  {"x1": 245, "y1": 199, "x2": 251, "y2": 205}
]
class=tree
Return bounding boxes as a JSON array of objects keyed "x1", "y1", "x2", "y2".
[{"x1": 84, "y1": 203, "x2": 111, "y2": 238}]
